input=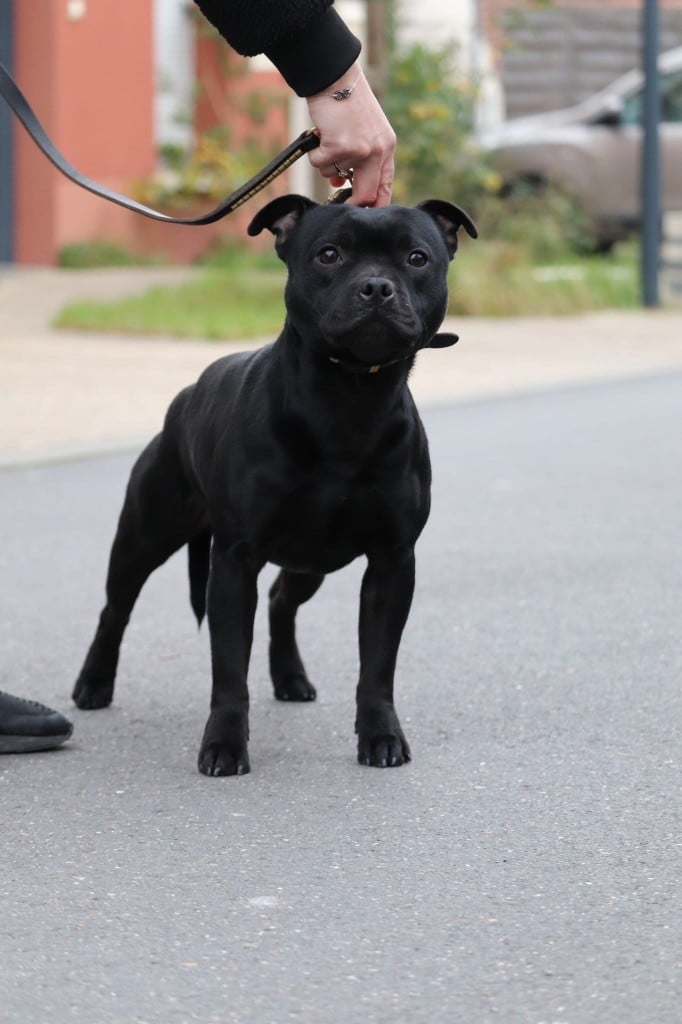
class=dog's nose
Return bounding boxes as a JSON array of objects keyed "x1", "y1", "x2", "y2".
[{"x1": 359, "y1": 277, "x2": 395, "y2": 304}]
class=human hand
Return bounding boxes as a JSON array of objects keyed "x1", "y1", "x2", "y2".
[{"x1": 305, "y1": 65, "x2": 396, "y2": 207}]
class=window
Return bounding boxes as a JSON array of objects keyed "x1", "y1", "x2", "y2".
[
  {"x1": 661, "y1": 70, "x2": 682, "y2": 122},
  {"x1": 621, "y1": 89, "x2": 642, "y2": 126},
  {"x1": 620, "y1": 69, "x2": 682, "y2": 126}
]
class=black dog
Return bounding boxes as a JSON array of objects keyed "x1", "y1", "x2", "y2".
[{"x1": 72, "y1": 195, "x2": 477, "y2": 775}]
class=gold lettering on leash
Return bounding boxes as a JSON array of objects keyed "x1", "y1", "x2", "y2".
[{"x1": 229, "y1": 147, "x2": 307, "y2": 212}]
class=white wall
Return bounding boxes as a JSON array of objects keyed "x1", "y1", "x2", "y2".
[
  {"x1": 395, "y1": 0, "x2": 475, "y2": 70},
  {"x1": 394, "y1": 0, "x2": 503, "y2": 129},
  {"x1": 154, "y1": 0, "x2": 195, "y2": 149}
]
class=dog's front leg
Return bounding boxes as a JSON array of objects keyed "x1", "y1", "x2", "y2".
[
  {"x1": 198, "y1": 542, "x2": 260, "y2": 777},
  {"x1": 355, "y1": 551, "x2": 415, "y2": 767}
]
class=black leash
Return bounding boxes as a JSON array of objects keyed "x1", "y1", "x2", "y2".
[{"x1": 0, "y1": 60, "x2": 322, "y2": 225}]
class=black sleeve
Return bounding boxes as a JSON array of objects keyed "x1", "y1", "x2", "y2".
[{"x1": 193, "y1": 1, "x2": 361, "y2": 97}]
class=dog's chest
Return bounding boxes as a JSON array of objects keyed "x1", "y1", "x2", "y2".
[{"x1": 248, "y1": 463, "x2": 425, "y2": 574}]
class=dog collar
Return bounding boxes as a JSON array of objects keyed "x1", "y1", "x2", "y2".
[
  {"x1": 327, "y1": 332, "x2": 459, "y2": 375},
  {"x1": 328, "y1": 354, "x2": 409, "y2": 375}
]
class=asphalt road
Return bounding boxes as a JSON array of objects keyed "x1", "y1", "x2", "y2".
[{"x1": 1, "y1": 374, "x2": 680, "y2": 1024}]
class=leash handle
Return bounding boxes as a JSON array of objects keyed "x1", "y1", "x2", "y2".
[{"x1": 0, "y1": 60, "x2": 321, "y2": 225}]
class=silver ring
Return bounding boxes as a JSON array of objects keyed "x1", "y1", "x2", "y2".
[{"x1": 333, "y1": 162, "x2": 352, "y2": 180}]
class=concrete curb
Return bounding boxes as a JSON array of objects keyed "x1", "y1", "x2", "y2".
[{"x1": 0, "y1": 436, "x2": 150, "y2": 472}]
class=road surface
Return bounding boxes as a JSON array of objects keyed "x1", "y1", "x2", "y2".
[{"x1": 1, "y1": 374, "x2": 680, "y2": 1023}]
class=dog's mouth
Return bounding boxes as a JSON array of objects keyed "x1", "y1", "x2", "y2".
[{"x1": 321, "y1": 306, "x2": 422, "y2": 366}]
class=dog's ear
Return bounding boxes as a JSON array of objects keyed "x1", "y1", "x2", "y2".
[
  {"x1": 417, "y1": 200, "x2": 478, "y2": 259},
  {"x1": 248, "y1": 195, "x2": 318, "y2": 259},
  {"x1": 428, "y1": 332, "x2": 459, "y2": 349}
]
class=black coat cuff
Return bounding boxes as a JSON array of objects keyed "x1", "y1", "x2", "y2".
[{"x1": 265, "y1": 7, "x2": 361, "y2": 97}]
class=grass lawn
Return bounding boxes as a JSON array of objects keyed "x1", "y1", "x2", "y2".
[
  {"x1": 53, "y1": 241, "x2": 640, "y2": 340},
  {"x1": 450, "y1": 240, "x2": 639, "y2": 317},
  {"x1": 54, "y1": 269, "x2": 287, "y2": 340}
]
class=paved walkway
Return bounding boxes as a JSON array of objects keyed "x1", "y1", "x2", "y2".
[{"x1": 2, "y1": 265, "x2": 682, "y2": 465}]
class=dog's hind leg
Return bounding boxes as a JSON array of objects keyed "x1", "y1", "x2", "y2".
[
  {"x1": 268, "y1": 570, "x2": 323, "y2": 701},
  {"x1": 73, "y1": 436, "x2": 205, "y2": 710}
]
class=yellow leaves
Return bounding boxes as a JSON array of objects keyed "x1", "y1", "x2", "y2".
[
  {"x1": 193, "y1": 135, "x2": 240, "y2": 175},
  {"x1": 133, "y1": 134, "x2": 270, "y2": 209},
  {"x1": 407, "y1": 101, "x2": 453, "y2": 122},
  {"x1": 482, "y1": 170, "x2": 504, "y2": 193}
]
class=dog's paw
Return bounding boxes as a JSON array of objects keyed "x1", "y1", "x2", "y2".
[
  {"x1": 357, "y1": 733, "x2": 411, "y2": 768},
  {"x1": 199, "y1": 710, "x2": 250, "y2": 777},
  {"x1": 72, "y1": 671, "x2": 114, "y2": 710},
  {"x1": 198, "y1": 742, "x2": 250, "y2": 777},
  {"x1": 273, "y1": 673, "x2": 317, "y2": 702}
]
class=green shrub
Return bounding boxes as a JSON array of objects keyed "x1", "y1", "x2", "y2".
[
  {"x1": 384, "y1": 41, "x2": 601, "y2": 258},
  {"x1": 476, "y1": 187, "x2": 594, "y2": 263},
  {"x1": 58, "y1": 241, "x2": 166, "y2": 269},
  {"x1": 385, "y1": 42, "x2": 498, "y2": 211},
  {"x1": 132, "y1": 131, "x2": 275, "y2": 211},
  {"x1": 196, "y1": 237, "x2": 281, "y2": 271}
]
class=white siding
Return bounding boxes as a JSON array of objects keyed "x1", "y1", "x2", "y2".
[
  {"x1": 395, "y1": 0, "x2": 475, "y2": 70},
  {"x1": 154, "y1": 0, "x2": 195, "y2": 149},
  {"x1": 395, "y1": 0, "x2": 503, "y2": 129}
]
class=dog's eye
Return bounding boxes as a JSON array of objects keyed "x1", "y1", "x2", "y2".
[
  {"x1": 408, "y1": 250, "x2": 428, "y2": 268},
  {"x1": 317, "y1": 245, "x2": 341, "y2": 265}
]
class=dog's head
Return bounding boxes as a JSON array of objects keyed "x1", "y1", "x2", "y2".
[{"x1": 248, "y1": 196, "x2": 477, "y2": 370}]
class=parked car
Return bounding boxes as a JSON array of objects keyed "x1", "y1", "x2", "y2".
[{"x1": 480, "y1": 47, "x2": 682, "y2": 248}]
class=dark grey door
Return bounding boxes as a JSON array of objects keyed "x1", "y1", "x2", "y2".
[{"x1": 0, "y1": 0, "x2": 14, "y2": 262}]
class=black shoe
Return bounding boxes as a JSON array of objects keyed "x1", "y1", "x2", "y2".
[{"x1": 0, "y1": 690, "x2": 73, "y2": 753}]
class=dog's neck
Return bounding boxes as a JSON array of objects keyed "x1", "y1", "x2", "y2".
[{"x1": 269, "y1": 323, "x2": 414, "y2": 449}]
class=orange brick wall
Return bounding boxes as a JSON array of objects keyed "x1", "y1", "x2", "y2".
[
  {"x1": 194, "y1": 32, "x2": 289, "y2": 146},
  {"x1": 12, "y1": 3, "x2": 294, "y2": 264},
  {"x1": 14, "y1": 0, "x2": 155, "y2": 264}
]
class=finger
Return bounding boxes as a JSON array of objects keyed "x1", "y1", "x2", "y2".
[
  {"x1": 310, "y1": 156, "x2": 352, "y2": 181},
  {"x1": 347, "y1": 155, "x2": 393, "y2": 208},
  {"x1": 345, "y1": 159, "x2": 380, "y2": 207},
  {"x1": 310, "y1": 157, "x2": 355, "y2": 192},
  {"x1": 373, "y1": 156, "x2": 395, "y2": 209},
  {"x1": 308, "y1": 146, "x2": 353, "y2": 172}
]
